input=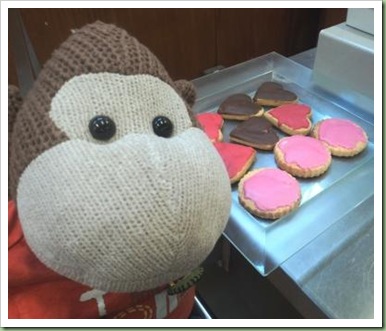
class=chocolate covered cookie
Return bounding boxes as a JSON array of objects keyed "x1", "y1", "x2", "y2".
[
  {"x1": 229, "y1": 116, "x2": 279, "y2": 150},
  {"x1": 254, "y1": 82, "x2": 298, "y2": 107},
  {"x1": 218, "y1": 94, "x2": 264, "y2": 120}
]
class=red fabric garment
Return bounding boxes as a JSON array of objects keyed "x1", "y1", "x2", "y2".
[{"x1": 8, "y1": 200, "x2": 195, "y2": 319}]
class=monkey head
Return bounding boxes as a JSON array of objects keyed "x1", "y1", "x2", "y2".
[{"x1": 9, "y1": 21, "x2": 231, "y2": 293}]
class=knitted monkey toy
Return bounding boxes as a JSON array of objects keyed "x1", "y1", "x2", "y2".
[{"x1": 8, "y1": 21, "x2": 231, "y2": 319}]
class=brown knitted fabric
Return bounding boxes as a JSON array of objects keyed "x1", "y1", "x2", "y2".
[
  {"x1": 174, "y1": 79, "x2": 197, "y2": 126},
  {"x1": 8, "y1": 85, "x2": 22, "y2": 130},
  {"x1": 9, "y1": 21, "x2": 196, "y2": 200},
  {"x1": 174, "y1": 79, "x2": 196, "y2": 107},
  {"x1": 8, "y1": 86, "x2": 23, "y2": 198}
]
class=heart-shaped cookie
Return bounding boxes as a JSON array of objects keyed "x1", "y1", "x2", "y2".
[
  {"x1": 196, "y1": 113, "x2": 224, "y2": 142},
  {"x1": 229, "y1": 116, "x2": 279, "y2": 150},
  {"x1": 253, "y1": 82, "x2": 298, "y2": 107},
  {"x1": 217, "y1": 93, "x2": 263, "y2": 120},
  {"x1": 264, "y1": 103, "x2": 312, "y2": 135},
  {"x1": 214, "y1": 142, "x2": 256, "y2": 184}
]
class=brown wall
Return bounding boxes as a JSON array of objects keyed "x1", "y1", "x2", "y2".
[{"x1": 8, "y1": 8, "x2": 347, "y2": 86}]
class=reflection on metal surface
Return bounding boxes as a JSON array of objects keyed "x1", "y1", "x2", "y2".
[
  {"x1": 193, "y1": 296, "x2": 213, "y2": 319},
  {"x1": 280, "y1": 196, "x2": 374, "y2": 318}
]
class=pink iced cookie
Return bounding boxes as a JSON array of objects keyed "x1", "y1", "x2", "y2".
[
  {"x1": 238, "y1": 168, "x2": 301, "y2": 220},
  {"x1": 274, "y1": 135, "x2": 331, "y2": 178},
  {"x1": 312, "y1": 118, "x2": 368, "y2": 157}
]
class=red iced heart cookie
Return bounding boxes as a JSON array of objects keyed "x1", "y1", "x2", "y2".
[
  {"x1": 196, "y1": 113, "x2": 224, "y2": 142},
  {"x1": 214, "y1": 142, "x2": 256, "y2": 184},
  {"x1": 264, "y1": 104, "x2": 312, "y2": 135},
  {"x1": 253, "y1": 82, "x2": 298, "y2": 107}
]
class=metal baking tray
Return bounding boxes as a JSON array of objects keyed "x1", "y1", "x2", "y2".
[{"x1": 192, "y1": 52, "x2": 374, "y2": 276}]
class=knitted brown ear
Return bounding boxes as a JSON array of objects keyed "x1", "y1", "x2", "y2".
[
  {"x1": 174, "y1": 79, "x2": 197, "y2": 126},
  {"x1": 9, "y1": 85, "x2": 23, "y2": 199},
  {"x1": 174, "y1": 80, "x2": 196, "y2": 108}
]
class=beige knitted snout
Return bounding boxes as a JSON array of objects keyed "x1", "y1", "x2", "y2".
[{"x1": 17, "y1": 129, "x2": 231, "y2": 292}]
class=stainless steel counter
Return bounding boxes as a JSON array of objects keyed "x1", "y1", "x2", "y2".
[
  {"x1": 276, "y1": 49, "x2": 374, "y2": 319},
  {"x1": 191, "y1": 52, "x2": 374, "y2": 319}
]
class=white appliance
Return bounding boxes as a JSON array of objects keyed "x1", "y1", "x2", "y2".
[{"x1": 313, "y1": 9, "x2": 374, "y2": 115}]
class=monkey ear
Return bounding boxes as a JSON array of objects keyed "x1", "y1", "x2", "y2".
[{"x1": 174, "y1": 79, "x2": 196, "y2": 108}]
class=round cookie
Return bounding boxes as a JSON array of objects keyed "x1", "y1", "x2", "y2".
[
  {"x1": 274, "y1": 135, "x2": 332, "y2": 178},
  {"x1": 312, "y1": 118, "x2": 368, "y2": 157},
  {"x1": 264, "y1": 103, "x2": 312, "y2": 135},
  {"x1": 217, "y1": 94, "x2": 264, "y2": 120},
  {"x1": 214, "y1": 142, "x2": 256, "y2": 184},
  {"x1": 238, "y1": 168, "x2": 301, "y2": 220},
  {"x1": 196, "y1": 113, "x2": 224, "y2": 142}
]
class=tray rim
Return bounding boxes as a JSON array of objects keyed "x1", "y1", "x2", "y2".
[{"x1": 192, "y1": 52, "x2": 374, "y2": 276}]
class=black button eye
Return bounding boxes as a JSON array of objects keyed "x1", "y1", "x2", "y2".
[
  {"x1": 152, "y1": 116, "x2": 174, "y2": 138},
  {"x1": 89, "y1": 115, "x2": 116, "y2": 141}
]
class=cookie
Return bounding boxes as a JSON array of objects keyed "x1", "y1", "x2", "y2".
[
  {"x1": 312, "y1": 118, "x2": 368, "y2": 157},
  {"x1": 238, "y1": 168, "x2": 301, "y2": 220},
  {"x1": 196, "y1": 113, "x2": 224, "y2": 142},
  {"x1": 264, "y1": 103, "x2": 312, "y2": 135},
  {"x1": 217, "y1": 94, "x2": 264, "y2": 120},
  {"x1": 229, "y1": 116, "x2": 279, "y2": 150},
  {"x1": 214, "y1": 142, "x2": 256, "y2": 184},
  {"x1": 253, "y1": 82, "x2": 298, "y2": 107},
  {"x1": 274, "y1": 135, "x2": 332, "y2": 178}
]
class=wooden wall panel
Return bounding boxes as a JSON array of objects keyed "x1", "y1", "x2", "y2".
[
  {"x1": 319, "y1": 8, "x2": 347, "y2": 30},
  {"x1": 10, "y1": 8, "x2": 217, "y2": 84},
  {"x1": 286, "y1": 9, "x2": 322, "y2": 55},
  {"x1": 215, "y1": 8, "x2": 321, "y2": 68},
  {"x1": 8, "y1": 8, "x2": 349, "y2": 86}
]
